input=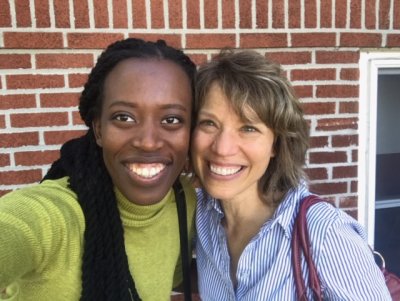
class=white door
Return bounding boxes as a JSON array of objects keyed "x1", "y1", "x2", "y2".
[{"x1": 359, "y1": 53, "x2": 400, "y2": 276}]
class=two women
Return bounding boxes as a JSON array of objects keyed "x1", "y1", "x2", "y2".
[{"x1": 191, "y1": 50, "x2": 391, "y2": 300}]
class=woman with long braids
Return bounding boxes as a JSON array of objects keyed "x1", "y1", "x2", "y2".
[{"x1": 0, "y1": 38, "x2": 197, "y2": 301}]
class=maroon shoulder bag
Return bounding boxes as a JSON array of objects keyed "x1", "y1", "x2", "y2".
[{"x1": 291, "y1": 195, "x2": 400, "y2": 301}]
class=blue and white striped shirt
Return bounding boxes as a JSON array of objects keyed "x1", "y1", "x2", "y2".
[{"x1": 195, "y1": 184, "x2": 391, "y2": 300}]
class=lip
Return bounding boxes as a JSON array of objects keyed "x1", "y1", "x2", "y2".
[
  {"x1": 122, "y1": 155, "x2": 172, "y2": 185},
  {"x1": 208, "y1": 161, "x2": 244, "y2": 178}
]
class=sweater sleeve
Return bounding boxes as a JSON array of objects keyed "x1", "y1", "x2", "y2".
[{"x1": 0, "y1": 178, "x2": 84, "y2": 290}]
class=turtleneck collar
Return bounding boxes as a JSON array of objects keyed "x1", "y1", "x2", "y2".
[{"x1": 114, "y1": 187, "x2": 175, "y2": 227}]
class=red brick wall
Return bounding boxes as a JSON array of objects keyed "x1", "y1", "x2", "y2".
[{"x1": 1, "y1": 0, "x2": 400, "y2": 217}]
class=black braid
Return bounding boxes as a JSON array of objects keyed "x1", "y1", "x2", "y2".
[{"x1": 42, "y1": 38, "x2": 196, "y2": 301}]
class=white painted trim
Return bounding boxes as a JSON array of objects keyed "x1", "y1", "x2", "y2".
[{"x1": 358, "y1": 51, "x2": 400, "y2": 246}]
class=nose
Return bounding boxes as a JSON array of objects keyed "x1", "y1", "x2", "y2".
[
  {"x1": 132, "y1": 123, "x2": 163, "y2": 151},
  {"x1": 211, "y1": 129, "x2": 238, "y2": 156}
]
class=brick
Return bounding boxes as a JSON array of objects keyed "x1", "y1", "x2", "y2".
[
  {"x1": 320, "y1": 0, "x2": 332, "y2": 28},
  {"x1": 340, "y1": 33, "x2": 382, "y2": 47},
  {"x1": 10, "y1": 112, "x2": 69, "y2": 128},
  {"x1": 132, "y1": 0, "x2": 147, "y2": 28},
  {"x1": 67, "y1": 33, "x2": 124, "y2": 49},
  {"x1": 344, "y1": 209, "x2": 358, "y2": 219},
  {"x1": 128, "y1": 34, "x2": 182, "y2": 49},
  {"x1": 309, "y1": 182, "x2": 348, "y2": 195},
  {"x1": 205, "y1": 0, "x2": 218, "y2": 28},
  {"x1": 93, "y1": 0, "x2": 109, "y2": 27},
  {"x1": 305, "y1": 0, "x2": 317, "y2": 28},
  {"x1": 387, "y1": 34, "x2": 400, "y2": 47},
  {"x1": 44, "y1": 130, "x2": 87, "y2": 145},
  {"x1": 222, "y1": 0, "x2": 235, "y2": 28},
  {"x1": 15, "y1": 0, "x2": 32, "y2": 27},
  {"x1": 149, "y1": 0, "x2": 164, "y2": 28},
  {"x1": 0, "y1": 0, "x2": 12, "y2": 26},
  {"x1": 187, "y1": 53, "x2": 208, "y2": 66},
  {"x1": 352, "y1": 149, "x2": 358, "y2": 162},
  {"x1": 73, "y1": 0, "x2": 90, "y2": 28},
  {"x1": 72, "y1": 111, "x2": 86, "y2": 125},
  {"x1": 339, "y1": 196, "x2": 358, "y2": 208},
  {"x1": 7, "y1": 74, "x2": 64, "y2": 89},
  {"x1": 3, "y1": 32, "x2": 63, "y2": 49},
  {"x1": 0, "y1": 116, "x2": 5, "y2": 128},
  {"x1": 335, "y1": 0, "x2": 347, "y2": 28},
  {"x1": 333, "y1": 165, "x2": 357, "y2": 178},
  {"x1": 168, "y1": 0, "x2": 182, "y2": 28},
  {"x1": 0, "y1": 54, "x2": 31, "y2": 69},
  {"x1": 54, "y1": 0, "x2": 70, "y2": 27},
  {"x1": 379, "y1": 0, "x2": 390, "y2": 29},
  {"x1": 15, "y1": 150, "x2": 60, "y2": 166},
  {"x1": 40, "y1": 93, "x2": 80, "y2": 108},
  {"x1": 267, "y1": 51, "x2": 312, "y2": 65},
  {"x1": 305, "y1": 167, "x2": 328, "y2": 180},
  {"x1": 239, "y1": 0, "x2": 251, "y2": 28},
  {"x1": 36, "y1": 53, "x2": 94, "y2": 69},
  {"x1": 291, "y1": 33, "x2": 336, "y2": 47},
  {"x1": 272, "y1": 0, "x2": 285, "y2": 28},
  {"x1": 35, "y1": 0, "x2": 51, "y2": 27},
  {"x1": 0, "y1": 189, "x2": 12, "y2": 197},
  {"x1": 0, "y1": 94, "x2": 36, "y2": 110},
  {"x1": 0, "y1": 154, "x2": 10, "y2": 167},
  {"x1": 256, "y1": 0, "x2": 268, "y2": 28},
  {"x1": 113, "y1": 0, "x2": 128, "y2": 28},
  {"x1": 395, "y1": 0, "x2": 400, "y2": 29},
  {"x1": 365, "y1": 0, "x2": 376, "y2": 29},
  {"x1": 0, "y1": 132, "x2": 39, "y2": 147},
  {"x1": 293, "y1": 85, "x2": 313, "y2": 98},
  {"x1": 340, "y1": 68, "x2": 359, "y2": 80},
  {"x1": 349, "y1": 0, "x2": 361, "y2": 28},
  {"x1": 291, "y1": 68, "x2": 336, "y2": 81},
  {"x1": 309, "y1": 136, "x2": 329, "y2": 148},
  {"x1": 316, "y1": 117, "x2": 358, "y2": 131},
  {"x1": 332, "y1": 135, "x2": 358, "y2": 147},
  {"x1": 187, "y1": 0, "x2": 200, "y2": 28},
  {"x1": 0, "y1": 170, "x2": 42, "y2": 185},
  {"x1": 302, "y1": 102, "x2": 336, "y2": 115},
  {"x1": 316, "y1": 50, "x2": 359, "y2": 64},
  {"x1": 339, "y1": 101, "x2": 358, "y2": 114},
  {"x1": 316, "y1": 85, "x2": 359, "y2": 98},
  {"x1": 351, "y1": 180, "x2": 357, "y2": 193},
  {"x1": 288, "y1": 0, "x2": 301, "y2": 28},
  {"x1": 240, "y1": 33, "x2": 287, "y2": 48},
  {"x1": 309, "y1": 151, "x2": 348, "y2": 164},
  {"x1": 68, "y1": 73, "x2": 89, "y2": 88},
  {"x1": 186, "y1": 34, "x2": 235, "y2": 49}
]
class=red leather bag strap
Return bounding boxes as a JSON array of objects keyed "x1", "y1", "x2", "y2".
[{"x1": 291, "y1": 195, "x2": 323, "y2": 301}]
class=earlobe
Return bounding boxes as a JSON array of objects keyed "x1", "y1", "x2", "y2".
[{"x1": 92, "y1": 120, "x2": 103, "y2": 147}]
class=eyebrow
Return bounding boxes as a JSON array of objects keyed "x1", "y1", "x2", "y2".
[{"x1": 108, "y1": 100, "x2": 188, "y2": 111}]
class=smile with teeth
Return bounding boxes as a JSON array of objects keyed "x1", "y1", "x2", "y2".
[
  {"x1": 128, "y1": 163, "x2": 166, "y2": 178},
  {"x1": 210, "y1": 164, "x2": 242, "y2": 176}
]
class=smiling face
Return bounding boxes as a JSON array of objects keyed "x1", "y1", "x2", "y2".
[
  {"x1": 192, "y1": 82, "x2": 275, "y2": 203},
  {"x1": 93, "y1": 58, "x2": 192, "y2": 205}
]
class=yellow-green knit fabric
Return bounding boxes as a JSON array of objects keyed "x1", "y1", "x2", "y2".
[{"x1": 0, "y1": 176, "x2": 196, "y2": 301}]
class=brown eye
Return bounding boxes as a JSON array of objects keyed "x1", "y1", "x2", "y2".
[{"x1": 162, "y1": 116, "x2": 181, "y2": 124}]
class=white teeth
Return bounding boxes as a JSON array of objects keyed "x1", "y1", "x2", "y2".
[
  {"x1": 129, "y1": 164, "x2": 166, "y2": 178},
  {"x1": 210, "y1": 164, "x2": 241, "y2": 176}
]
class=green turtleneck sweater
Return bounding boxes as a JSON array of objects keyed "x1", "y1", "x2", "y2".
[{"x1": 0, "y1": 176, "x2": 196, "y2": 301}]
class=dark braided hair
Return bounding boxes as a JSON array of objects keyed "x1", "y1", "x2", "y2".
[{"x1": 42, "y1": 38, "x2": 196, "y2": 301}]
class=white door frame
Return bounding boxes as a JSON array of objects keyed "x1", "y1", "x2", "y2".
[{"x1": 358, "y1": 51, "x2": 400, "y2": 246}]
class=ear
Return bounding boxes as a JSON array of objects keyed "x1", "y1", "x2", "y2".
[{"x1": 92, "y1": 119, "x2": 103, "y2": 147}]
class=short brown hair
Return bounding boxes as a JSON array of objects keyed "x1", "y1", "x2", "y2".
[{"x1": 195, "y1": 49, "x2": 309, "y2": 204}]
